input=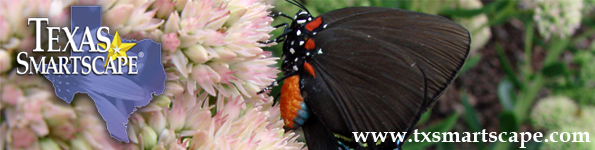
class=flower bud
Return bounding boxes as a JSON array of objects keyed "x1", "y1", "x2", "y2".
[
  {"x1": 0, "y1": 49, "x2": 11, "y2": 73},
  {"x1": 152, "y1": 95, "x2": 171, "y2": 107},
  {"x1": 147, "y1": 111, "x2": 167, "y2": 134},
  {"x1": 167, "y1": 101, "x2": 186, "y2": 131},
  {"x1": 70, "y1": 135, "x2": 93, "y2": 150},
  {"x1": 141, "y1": 126, "x2": 158, "y2": 149},
  {"x1": 184, "y1": 44, "x2": 208, "y2": 63},
  {"x1": 39, "y1": 138, "x2": 61, "y2": 150}
]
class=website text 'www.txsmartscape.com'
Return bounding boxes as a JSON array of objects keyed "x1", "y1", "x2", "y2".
[{"x1": 353, "y1": 129, "x2": 591, "y2": 148}]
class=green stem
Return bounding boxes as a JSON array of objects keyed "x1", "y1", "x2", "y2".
[
  {"x1": 496, "y1": 44, "x2": 524, "y2": 90},
  {"x1": 522, "y1": 21, "x2": 534, "y2": 81},
  {"x1": 544, "y1": 38, "x2": 569, "y2": 65},
  {"x1": 514, "y1": 38, "x2": 568, "y2": 122},
  {"x1": 513, "y1": 75, "x2": 544, "y2": 122}
]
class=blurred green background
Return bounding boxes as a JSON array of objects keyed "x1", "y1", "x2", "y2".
[{"x1": 264, "y1": 0, "x2": 595, "y2": 149}]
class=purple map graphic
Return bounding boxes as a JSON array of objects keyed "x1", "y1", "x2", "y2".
[{"x1": 44, "y1": 6, "x2": 166, "y2": 142}]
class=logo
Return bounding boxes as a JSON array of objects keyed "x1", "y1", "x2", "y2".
[{"x1": 15, "y1": 6, "x2": 166, "y2": 142}]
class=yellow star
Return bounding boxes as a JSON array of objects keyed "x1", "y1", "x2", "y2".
[{"x1": 98, "y1": 31, "x2": 136, "y2": 67}]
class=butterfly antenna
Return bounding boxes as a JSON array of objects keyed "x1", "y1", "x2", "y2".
[{"x1": 285, "y1": 0, "x2": 310, "y2": 14}]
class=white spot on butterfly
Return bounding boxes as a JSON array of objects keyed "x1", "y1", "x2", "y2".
[
  {"x1": 411, "y1": 62, "x2": 416, "y2": 67},
  {"x1": 294, "y1": 58, "x2": 298, "y2": 62},
  {"x1": 323, "y1": 24, "x2": 328, "y2": 28},
  {"x1": 296, "y1": 30, "x2": 301, "y2": 36},
  {"x1": 313, "y1": 32, "x2": 317, "y2": 35},
  {"x1": 297, "y1": 19, "x2": 306, "y2": 24},
  {"x1": 308, "y1": 17, "x2": 312, "y2": 21},
  {"x1": 318, "y1": 48, "x2": 323, "y2": 54},
  {"x1": 290, "y1": 48, "x2": 295, "y2": 54},
  {"x1": 293, "y1": 66, "x2": 299, "y2": 71},
  {"x1": 299, "y1": 41, "x2": 304, "y2": 46}
]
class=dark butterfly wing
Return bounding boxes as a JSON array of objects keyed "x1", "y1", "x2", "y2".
[
  {"x1": 300, "y1": 7, "x2": 470, "y2": 149},
  {"x1": 301, "y1": 112, "x2": 343, "y2": 149}
]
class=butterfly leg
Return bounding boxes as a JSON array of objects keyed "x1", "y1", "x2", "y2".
[
  {"x1": 258, "y1": 23, "x2": 291, "y2": 44},
  {"x1": 257, "y1": 72, "x2": 297, "y2": 94},
  {"x1": 272, "y1": 93, "x2": 281, "y2": 106},
  {"x1": 269, "y1": 12, "x2": 294, "y2": 20}
]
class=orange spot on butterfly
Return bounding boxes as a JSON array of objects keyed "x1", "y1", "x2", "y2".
[
  {"x1": 280, "y1": 75, "x2": 303, "y2": 129},
  {"x1": 304, "y1": 62, "x2": 316, "y2": 78},
  {"x1": 305, "y1": 17, "x2": 322, "y2": 31},
  {"x1": 305, "y1": 38, "x2": 315, "y2": 50}
]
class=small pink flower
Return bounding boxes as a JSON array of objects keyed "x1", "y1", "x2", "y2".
[
  {"x1": 161, "y1": 33, "x2": 181, "y2": 53},
  {"x1": 212, "y1": 46, "x2": 237, "y2": 61},
  {"x1": 21, "y1": 99, "x2": 49, "y2": 136},
  {"x1": 201, "y1": 29, "x2": 226, "y2": 46},
  {"x1": 17, "y1": 36, "x2": 36, "y2": 53},
  {"x1": 170, "y1": 51, "x2": 190, "y2": 78},
  {"x1": 103, "y1": 4, "x2": 134, "y2": 27},
  {"x1": 42, "y1": 102, "x2": 76, "y2": 126},
  {"x1": 50, "y1": 121, "x2": 79, "y2": 140},
  {"x1": 179, "y1": 16, "x2": 207, "y2": 34},
  {"x1": 164, "y1": 81, "x2": 184, "y2": 97},
  {"x1": 209, "y1": 61, "x2": 238, "y2": 85},
  {"x1": 9, "y1": 126, "x2": 39, "y2": 149},
  {"x1": 184, "y1": 106, "x2": 212, "y2": 130},
  {"x1": 167, "y1": 98, "x2": 187, "y2": 131},
  {"x1": 163, "y1": 12, "x2": 180, "y2": 33},
  {"x1": 102, "y1": 0, "x2": 163, "y2": 36},
  {"x1": 191, "y1": 64, "x2": 220, "y2": 96},
  {"x1": 0, "y1": 123, "x2": 6, "y2": 149},
  {"x1": 154, "y1": 0, "x2": 176, "y2": 18},
  {"x1": 146, "y1": 111, "x2": 167, "y2": 133},
  {"x1": 1, "y1": 84, "x2": 24, "y2": 105},
  {"x1": 0, "y1": 16, "x2": 10, "y2": 42}
]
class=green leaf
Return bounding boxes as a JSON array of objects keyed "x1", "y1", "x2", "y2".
[
  {"x1": 402, "y1": 113, "x2": 461, "y2": 150},
  {"x1": 460, "y1": 54, "x2": 482, "y2": 74},
  {"x1": 497, "y1": 78, "x2": 516, "y2": 111},
  {"x1": 462, "y1": 93, "x2": 482, "y2": 134},
  {"x1": 523, "y1": 141, "x2": 542, "y2": 150},
  {"x1": 496, "y1": 44, "x2": 523, "y2": 90},
  {"x1": 541, "y1": 62, "x2": 567, "y2": 77},
  {"x1": 462, "y1": 93, "x2": 487, "y2": 149},
  {"x1": 544, "y1": 38, "x2": 569, "y2": 66},
  {"x1": 437, "y1": 142, "x2": 455, "y2": 150},
  {"x1": 418, "y1": 109, "x2": 432, "y2": 125},
  {"x1": 424, "y1": 113, "x2": 460, "y2": 132},
  {"x1": 498, "y1": 111, "x2": 519, "y2": 134},
  {"x1": 439, "y1": 8, "x2": 486, "y2": 18},
  {"x1": 582, "y1": 15, "x2": 595, "y2": 27},
  {"x1": 486, "y1": 0, "x2": 519, "y2": 26}
]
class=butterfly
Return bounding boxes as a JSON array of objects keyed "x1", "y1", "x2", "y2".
[{"x1": 259, "y1": 1, "x2": 470, "y2": 149}]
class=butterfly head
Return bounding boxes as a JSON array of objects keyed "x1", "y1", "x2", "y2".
[
  {"x1": 281, "y1": 11, "x2": 327, "y2": 78},
  {"x1": 294, "y1": 10, "x2": 313, "y2": 25}
]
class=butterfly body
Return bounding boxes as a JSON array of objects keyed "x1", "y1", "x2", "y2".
[{"x1": 272, "y1": 6, "x2": 471, "y2": 150}]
